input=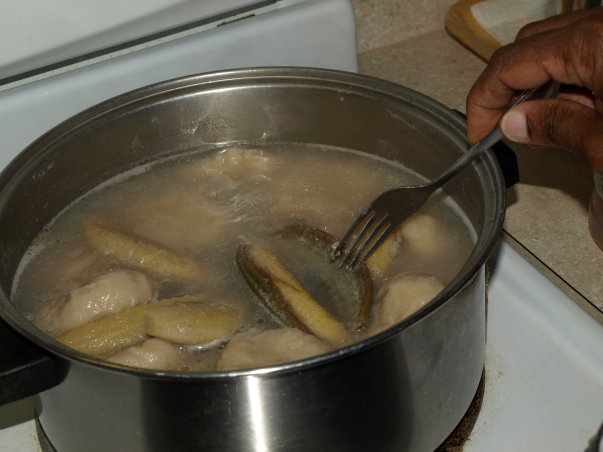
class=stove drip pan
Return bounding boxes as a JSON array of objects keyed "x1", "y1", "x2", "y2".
[
  {"x1": 436, "y1": 371, "x2": 485, "y2": 451},
  {"x1": 35, "y1": 417, "x2": 56, "y2": 452}
]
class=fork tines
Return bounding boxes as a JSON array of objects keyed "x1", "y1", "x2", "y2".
[{"x1": 333, "y1": 210, "x2": 392, "y2": 270}]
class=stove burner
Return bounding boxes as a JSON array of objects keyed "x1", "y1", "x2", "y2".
[{"x1": 436, "y1": 372, "x2": 485, "y2": 451}]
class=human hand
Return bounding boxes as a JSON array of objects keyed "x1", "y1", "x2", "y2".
[{"x1": 466, "y1": 7, "x2": 603, "y2": 172}]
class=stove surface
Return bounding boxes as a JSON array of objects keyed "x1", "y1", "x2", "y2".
[{"x1": 465, "y1": 241, "x2": 603, "y2": 451}]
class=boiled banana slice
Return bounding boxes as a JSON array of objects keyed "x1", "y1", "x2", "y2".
[
  {"x1": 367, "y1": 213, "x2": 443, "y2": 276},
  {"x1": 367, "y1": 230, "x2": 402, "y2": 277},
  {"x1": 274, "y1": 224, "x2": 373, "y2": 331},
  {"x1": 237, "y1": 244, "x2": 349, "y2": 345},
  {"x1": 146, "y1": 301, "x2": 245, "y2": 346},
  {"x1": 57, "y1": 294, "x2": 202, "y2": 356},
  {"x1": 84, "y1": 219, "x2": 210, "y2": 282}
]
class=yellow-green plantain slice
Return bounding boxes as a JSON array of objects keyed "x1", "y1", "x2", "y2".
[
  {"x1": 237, "y1": 244, "x2": 349, "y2": 345},
  {"x1": 57, "y1": 294, "x2": 202, "y2": 356},
  {"x1": 84, "y1": 219, "x2": 210, "y2": 282},
  {"x1": 366, "y1": 230, "x2": 401, "y2": 277},
  {"x1": 274, "y1": 224, "x2": 373, "y2": 331},
  {"x1": 146, "y1": 302, "x2": 246, "y2": 346}
]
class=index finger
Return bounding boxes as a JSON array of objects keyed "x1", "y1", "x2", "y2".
[{"x1": 466, "y1": 43, "x2": 553, "y2": 142}]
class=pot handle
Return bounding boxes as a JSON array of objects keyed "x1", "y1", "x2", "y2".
[
  {"x1": 453, "y1": 110, "x2": 519, "y2": 188},
  {"x1": 586, "y1": 421, "x2": 603, "y2": 452},
  {"x1": 0, "y1": 319, "x2": 63, "y2": 405},
  {"x1": 490, "y1": 140, "x2": 519, "y2": 188}
]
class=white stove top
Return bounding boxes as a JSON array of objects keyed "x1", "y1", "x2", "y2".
[
  {"x1": 0, "y1": 1, "x2": 602, "y2": 450},
  {"x1": 466, "y1": 240, "x2": 603, "y2": 451}
]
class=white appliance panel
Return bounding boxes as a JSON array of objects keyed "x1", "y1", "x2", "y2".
[
  {"x1": 0, "y1": 0, "x2": 274, "y2": 79},
  {"x1": 0, "y1": 0, "x2": 357, "y2": 171}
]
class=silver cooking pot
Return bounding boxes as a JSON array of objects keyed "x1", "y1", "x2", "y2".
[{"x1": 0, "y1": 68, "x2": 511, "y2": 451}]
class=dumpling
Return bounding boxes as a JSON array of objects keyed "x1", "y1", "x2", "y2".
[
  {"x1": 36, "y1": 269, "x2": 155, "y2": 335},
  {"x1": 398, "y1": 213, "x2": 444, "y2": 258},
  {"x1": 182, "y1": 148, "x2": 273, "y2": 182},
  {"x1": 108, "y1": 338, "x2": 180, "y2": 370},
  {"x1": 128, "y1": 191, "x2": 232, "y2": 251},
  {"x1": 20, "y1": 245, "x2": 109, "y2": 296},
  {"x1": 370, "y1": 273, "x2": 444, "y2": 333},
  {"x1": 270, "y1": 155, "x2": 387, "y2": 237},
  {"x1": 216, "y1": 328, "x2": 331, "y2": 371}
]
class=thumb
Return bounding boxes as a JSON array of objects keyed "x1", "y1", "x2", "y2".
[{"x1": 500, "y1": 99, "x2": 603, "y2": 172}]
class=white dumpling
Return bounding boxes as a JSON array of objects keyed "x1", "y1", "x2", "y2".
[
  {"x1": 370, "y1": 273, "x2": 444, "y2": 334},
  {"x1": 44, "y1": 246, "x2": 103, "y2": 292},
  {"x1": 182, "y1": 148, "x2": 272, "y2": 182},
  {"x1": 270, "y1": 155, "x2": 386, "y2": 237},
  {"x1": 216, "y1": 328, "x2": 331, "y2": 371},
  {"x1": 129, "y1": 191, "x2": 232, "y2": 251},
  {"x1": 20, "y1": 245, "x2": 110, "y2": 296},
  {"x1": 36, "y1": 269, "x2": 156, "y2": 335},
  {"x1": 398, "y1": 213, "x2": 443, "y2": 257},
  {"x1": 108, "y1": 338, "x2": 180, "y2": 370}
]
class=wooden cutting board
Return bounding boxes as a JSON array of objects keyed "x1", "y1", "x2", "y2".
[
  {"x1": 445, "y1": 0, "x2": 573, "y2": 61},
  {"x1": 445, "y1": 0, "x2": 502, "y2": 61}
]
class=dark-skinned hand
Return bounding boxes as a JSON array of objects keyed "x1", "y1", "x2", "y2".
[{"x1": 466, "y1": 7, "x2": 603, "y2": 172}]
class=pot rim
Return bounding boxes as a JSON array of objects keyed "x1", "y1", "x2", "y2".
[{"x1": 0, "y1": 67, "x2": 505, "y2": 380}]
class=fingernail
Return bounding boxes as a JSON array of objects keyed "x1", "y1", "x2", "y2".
[{"x1": 501, "y1": 110, "x2": 529, "y2": 143}]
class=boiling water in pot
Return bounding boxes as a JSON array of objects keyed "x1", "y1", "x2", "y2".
[{"x1": 12, "y1": 143, "x2": 476, "y2": 372}]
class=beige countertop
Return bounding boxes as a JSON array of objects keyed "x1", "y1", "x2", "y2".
[{"x1": 352, "y1": 4, "x2": 603, "y2": 322}]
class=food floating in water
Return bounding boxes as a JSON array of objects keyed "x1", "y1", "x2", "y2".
[
  {"x1": 36, "y1": 269, "x2": 155, "y2": 336},
  {"x1": 57, "y1": 294, "x2": 203, "y2": 356},
  {"x1": 367, "y1": 213, "x2": 443, "y2": 277},
  {"x1": 217, "y1": 328, "x2": 331, "y2": 371},
  {"x1": 15, "y1": 144, "x2": 475, "y2": 371},
  {"x1": 398, "y1": 213, "x2": 445, "y2": 258},
  {"x1": 109, "y1": 338, "x2": 181, "y2": 370},
  {"x1": 370, "y1": 273, "x2": 445, "y2": 334},
  {"x1": 84, "y1": 220, "x2": 211, "y2": 282},
  {"x1": 367, "y1": 230, "x2": 401, "y2": 278},
  {"x1": 146, "y1": 301, "x2": 246, "y2": 346},
  {"x1": 237, "y1": 244, "x2": 350, "y2": 345},
  {"x1": 129, "y1": 191, "x2": 233, "y2": 251},
  {"x1": 273, "y1": 224, "x2": 373, "y2": 331},
  {"x1": 33, "y1": 246, "x2": 106, "y2": 295},
  {"x1": 185, "y1": 147, "x2": 273, "y2": 182}
]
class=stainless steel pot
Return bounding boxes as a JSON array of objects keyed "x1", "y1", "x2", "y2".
[{"x1": 0, "y1": 68, "x2": 509, "y2": 452}]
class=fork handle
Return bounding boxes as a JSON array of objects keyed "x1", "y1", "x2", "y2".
[
  {"x1": 429, "y1": 127, "x2": 502, "y2": 189},
  {"x1": 429, "y1": 80, "x2": 559, "y2": 190}
]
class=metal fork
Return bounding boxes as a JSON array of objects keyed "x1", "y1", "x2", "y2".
[{"x1": 333, "y1": 82, "x2": 558, "y2": 270}]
